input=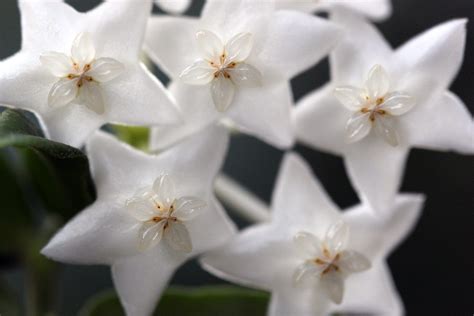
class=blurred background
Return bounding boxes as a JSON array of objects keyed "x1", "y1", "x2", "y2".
[{"x1": 0, "y1": 0, "x2": 472, "y2": 315}]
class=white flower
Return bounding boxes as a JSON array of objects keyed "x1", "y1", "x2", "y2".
[
  {"x1": 0, "y1": 0, "x2": 179, "y2": 147},
  {"x1": 41, "y1": 126, "x2": 236, "y2": 316},
  {"x1": 126, "y1": 175, "x2": 206, "y2": 252},
  {"x1": 334, "y1": 64, "x2": 415, "y2": 146},
  {"x1": 145, "y1": 0, "x2": 342, "y2": 149},
  {"x1": 293, "y1": 9, "x2": 473, "y2": 214},
  {"x1": 180, "y1": 30, "x2": 262, "y2": 112},
  {"x1": 41, "y1": 32, "x2": 124, "y2": 114},
  {"x1": 275, "y1": 0, "x2": 392, "y2": 21},
  {"x1": 202, "y1": 153, "x2": 425, "y2": 316},
  {"x1": 155, "y1": 0, "x2": 191, "y2": 15}
]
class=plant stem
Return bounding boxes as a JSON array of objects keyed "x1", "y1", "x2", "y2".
[{"x1": 214, "y1": 174, "x2": 271, "y2": 223}]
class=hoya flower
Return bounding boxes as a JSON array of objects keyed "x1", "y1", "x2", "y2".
[
  {"x1": 0, "y1": 0, "x2": 179, "y2": 147},
  {"x1": 202, "y1": 153, "x2": 425, "y2": 315},
  {"x1": 293, "y1": 9, "x2": 473, "y2": 214},
  {"x1": 155, "y1": 0, "x2": 191, "y2": 15},
  {"x1": 145, "y1": 0, "x2": 342, "y2": 149},
  {"x1": 42, "y1": 126, "x2": 236, "y2": 316},
  {"x1": 275, "y1": 0, "x2": 392, "y2": 21}
]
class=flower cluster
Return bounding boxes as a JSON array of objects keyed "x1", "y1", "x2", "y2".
[{"x1": 0, "y1": 0, "x2": 471, "y2": 315}]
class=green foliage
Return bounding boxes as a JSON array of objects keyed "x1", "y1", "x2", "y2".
[
  {"x1": 110, "y1": 124, "x2": 150, "y2": 151},
  {"x1": 80, "y1": 286, "x2": 270, "y2": 316}
]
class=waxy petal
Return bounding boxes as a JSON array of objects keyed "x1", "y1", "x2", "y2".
[
  {"x1": 179, "y1": 59, "x2": 215, "y2": 85},
  {"x1": 138, "y1": 220, "x2": 165, "y2": 251},
  {"x1": 345, "y1": 111, "x2": 372, "y2": 144},
  {"x1": 292, "y1": 261, "x2": 324, "y2": 287},
  {"x1": 293, "y1": 231, "x2": 323, "y2": 259},
  {"x1": 48, "y1": 78, "x2": 78, "y2": 108},
  {"x1": 338, "y1": 250, "x2": 371, "y2": 273},
  {"x1": 164, "y1": 222, "x2": 192, "y2": 253},
  {"x1": 88, "y1": 57, "x2": 125, "y2": 83},
  {"x1": 228, "y1": 63, "x2": 262, "y2": 87},
  {"x1": 126, "y1": 197, "x2": 156, "y2": 222},
  {"x1": 71, "y1": 32, "x2": 96, "y2": 66},
  {"x1": 79, "y1": 82, "x2": 105, "y2": 114},
  {"x1": 40, "y1": 52, "x2": 73, "y2": 77},
  {"x1": 373, "y1": 114, "x2": 399, "y2": 146},
  {"x1": 211, "y1": 75, "x2": 235, "y2": 112},
  {"x1": 173, "y1": 197, "x2": 207, "y2": 221},
  {"x1": 225, "y1": 32, "x2": 253, "y2": 62},
  {"x1": 365, "y1": 64, "x2": 390, "y2": 99},
  {"x1": 324, "y1": 220, "x2": 349, "y2": 254},
  {"x1": 320, "y1": 272, "x2": 344, "y2": 304},
  {"x1": 196, "y1": 30, "x2": 224, "y2": 62},
  {"x1": 381, "y1": 92, "x2": 416, "y2": 116},
  {"x1": 333, "y1": 86, "x2": 366, "y2": 111},
  {"x1": 152, "y1": 175, "x2": 176, "y2": 209}
]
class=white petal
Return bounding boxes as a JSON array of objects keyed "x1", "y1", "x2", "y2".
[
  {"x1": 78, "y1": 82, "x2": 105, "y2": 114},
  {"x1": 333, "y1": 86, "x2": 367, "y2": 111},
  {"x1": 374, "y1": 115, "x2": 399, "y2": 146},
  {"x1": 173, "y1": 196, "x2": 207, "y2": 221},
  {"x1": 320, "y1": 273, "x2": 344, "y2": 304},
  {"x1": 338, "y1": 250, "x2": 371, "y2": 273},
  {"x1": 152, "y1": 175, "x2": 176, "y2": 209},
  {"x1": 365, "y1": 64, "x2": 390, "y2": 99},
  {"x1": 293, "y1": 231, "x2": 322, "y2": 259},
  {"x1": 155, "y1": 0, "x2": 191, "y2": 14},
  {"x1": 345, "y1": 111, "x2": 372, "y2": 144},
  {"x1": 48, "y1": 78, "x2": 78, "y2": 108},
  {"x1": 324, "y1": 220, "x2": 349, "y2": 254},
  {"x1": 292, "y1": 261, "x2": 324, "y2": 287},
  {"x1": 126, "y1": 197, "x2": 156, "y2": 222},
  {"x1": 88, "y1": 58, "x2": 125, "y2": 83},
  {"x1": 381, "y1": 92, "x2": 416, "y2": 116},
  {"x1": 269, "y1": 287, "x2": 330, "y2": 316},
  {"x1": 164, "y1": 222, "x2": 192, "y2": 253},
  {"x1": 40, "y1": 52, "x2": 73, "y2": 77},
  {"x1": 228, "y1": 63, "x2": 262, "y2": 87},
  {"x1": 196, "y1": 30, "x2": 224, "y2": 62},
  {"x1": 259, "y1": 11, "x2": 342, "y2": 79},
  {"x1": 225, "y1": 32, "x2": 253, "y2": 62},
  {"x1": 71, "y1": 32, "x2": 96, "y2": 66},
  {"x1": 211, "y1": 75, "x2": 235, "y2": 112},
  {"x1": 138, "y1": 221, "x2": 165, "y2": 251},
  {"x1": 179, "y1": 59, "x2": 215, "y2": 85}
]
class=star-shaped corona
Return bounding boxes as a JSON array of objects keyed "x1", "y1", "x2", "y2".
[{"x1": 41, "y1": 32, "x2": 124, "y2": 114}]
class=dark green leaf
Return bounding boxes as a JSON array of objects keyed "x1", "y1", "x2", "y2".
[
  {"x1": 0, "y1": 279, "x2": 21, "y2": 316},
  {"x1": 80, "y1": 286, "x2": 270, "y2": 316},
  {"x1": 110, "y1": 124, "x2": 150, "y2": 151}
]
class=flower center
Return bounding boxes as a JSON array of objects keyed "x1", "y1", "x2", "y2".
[
  {"x1": 360, "y1": 96, "x2": 387, "y2": 122},
  {"x1": 314, "y1": 248, "x2": 341, "y2": 275},
  {"x1": 67, "y1": 63, "x2": 94, "y2": 88}
]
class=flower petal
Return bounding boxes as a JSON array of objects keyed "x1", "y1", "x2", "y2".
[
  {"x1": 152, "y1": 174, "x2": 176, "y2": 208},
  {"x1": 40, "y1": 52, "x2": 72, "y2": 77},
  {"x1": 381, "y1": 92, "x2": 416, "y2": 116},
  {"x1": 173, "y1": 196, "x2": 207, "y2": 221},
  {"x1": 211, "y1": 75, "x2": 235, "y2": 112},
  {"x1": 271, "y1": 153, "x2": 341, "y2": 236},
  {"x1": 373, "y1": 114, "x2": 399, "y2": 146},
  {"x1": 345, "y1": 111, "x2": 372, "y2": 144},
  {"x1": 269, "y1": 287, "x2": 330, "y2": 316},
  {"x1": 126, "y1": 196, "x2": 156, "y2": 222},
  {"x1": 71, "y1": 32, "x2": 96, "y2": 66},
  {"x1": 138, "y1": 220, "x2": 165, "y2": 251},
  {"x1": 338, "y1": 250, "x2": 371, "y2": 273},
  {"x1": 292, "y1": 261, "x2": 324, "y2": 287},
  {"x1": 155, "y1": 0, "x2": 191, "y2": 14},
  {"x1": 179, "y1": 59, "x2": 215, "y2": 85},
  {"x1": 365, "y1": 64, "x2": 390, "y2": 99},
  {"x1": 196, "y1": 30, "x2": 224, "y2": 62},
  {"x1": 320, "y1": 272, "x2": 344, "y2": 304},
  {"x1": 259, "y1": 11, "x2": 342, "y2": 78},
  {"x1": 88, "y1": 58, "x2": 125, "y2": 83},
  {"x1": 324, "y1": 220, "x2": 349, "y2": 254},
  {"x1": 333, "y1": 86, "x2": 367, "y2": 111},
  {"x1": 225, "y1": 32, "x2": 253, "y2": 62},
  {"x1": 228, "y1": 63, "x2": 262, "y2": 87},
  {"x1": 164, "y1": 222, "x2": 192, "y2": 253},
  {"x1": 79, "y1": 82, "x2": 105, "y2": 114},
  {"x1": 48, "y1": 78, "x2": 78, "y2": 108},
  {"x1": 293, "y1": 231, "x2": 323, "y2": 259}
]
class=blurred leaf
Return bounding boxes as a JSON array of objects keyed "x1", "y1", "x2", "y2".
[
  {"x1": 0, "y1": 109, "x2": 96, "y2": 221},
  {"x1": 80, "y1": 286, "x2": 270, "y2": 316},
  {"x1": 110, "y1": 124, "x2": 150, "y2": 151},
  {"x1": 0, "y1": 280, "x2": 21, "y2": 316}
]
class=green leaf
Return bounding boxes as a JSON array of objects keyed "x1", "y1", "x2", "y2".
[
  {"x1": 0, "y1": 280, "x2": 21, "y2": 316},
  {"x1": 80, "y1": 286, "x2": 270, "y2": 316},
  {"x1": 110, "y1": 124, "x2": 150, "y2": 151},
  {"x1": 0, "y1": 109, "x2": 96, "y2": 221}
]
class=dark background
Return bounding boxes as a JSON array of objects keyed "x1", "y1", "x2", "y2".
[{"x1": 0, "y1": 0, "x2": 472, "y2": 315}]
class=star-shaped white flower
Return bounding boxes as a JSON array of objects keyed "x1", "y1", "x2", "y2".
[
  {"x1": 275, "y1": 0, "x2": 392, "y2": 21},
  {"x1": 202, "y1": 153, "x2": 425, "y2": 316},
  {"x1": 41, "y1": 126, "x2": 236, "y2": 316},
  {"x1": 145, "y1": 0, "x2": 342, "y2": 149},
  {"x1": 155, "y1": 0, "x2": 191, "y2": 15},
  {"x1": 0, "y1": 0, "x2": 179, "y2": 147},
  {"x1": 293, "y1": 8, "x2": 473, "y2": 214}
]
